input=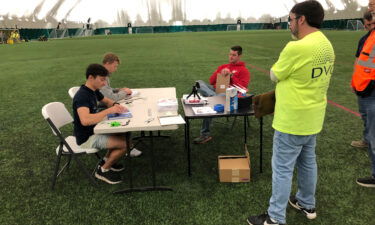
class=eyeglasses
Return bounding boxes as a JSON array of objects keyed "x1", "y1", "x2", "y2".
[{"x1": 288, "y1": 15, "x2": 301, "y2": 22}]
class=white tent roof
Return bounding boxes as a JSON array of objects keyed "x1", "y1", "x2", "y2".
[{"x1": 0, "y1": 0, "x2": 370, "y2": 28}]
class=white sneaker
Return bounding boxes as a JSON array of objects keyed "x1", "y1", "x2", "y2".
[{"x1": 130, "y1": 148, "x2": 142, "y2": 157}]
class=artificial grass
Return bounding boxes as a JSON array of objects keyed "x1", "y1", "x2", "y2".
[{"x1": 0, "y1": 30, "x2": 374, "y2": 225}]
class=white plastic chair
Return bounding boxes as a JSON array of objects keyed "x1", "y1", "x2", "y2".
[
  {"x1": 42, "y1": 102, "x2": 100, "y2": 189},
  {"x1": 68, "y1": 86, "x2": 80, "y2": 99}
]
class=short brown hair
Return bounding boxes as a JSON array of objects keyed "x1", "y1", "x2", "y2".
[
  {"x1": 291, "y1": 0, "x2": 324, "y2": 29},
  {"x1": 231, "y1": 46, "x2": 242, "y2": 55},
  {"x1": 102, "y1": 53, "x2": 120, "y2": 64}
]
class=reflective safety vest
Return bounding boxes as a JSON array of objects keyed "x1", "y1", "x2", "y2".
[{"x1": 351, "y1": 30, "x2": 375, "y2": 96}]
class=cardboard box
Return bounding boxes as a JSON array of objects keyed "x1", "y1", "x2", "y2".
[
  {"x1": 215, "y1": 74, "x2": 230, "y2": 94},
  {"x1": 218, "y1": 146, "x2": 250, "y2": 182}
]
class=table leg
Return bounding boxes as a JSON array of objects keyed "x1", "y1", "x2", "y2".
[
  {"x1": 156, "y1": 130, "x2": 171, "y2": 138},
  {"x1": 244, "y1": 115, "x2": 248, "y2": 144},
  {"x1": 127, "y1": 135, "x2": 133, "y2": 188},
  {"x1": 113, "y1": 132, "x2": 172, "y2": 194},
  {"x1": 260, "y1": 117, "x2": 263, "y2": 173},
  {"x1": 133, "y1": 131, "x2": 170, "y2": 141},
  {"x1": 150, "y1": 131, "x2": 156, "y2": 187},
  {"x1": 185, "y1": 118, "x2": 192, "y2": 177}
]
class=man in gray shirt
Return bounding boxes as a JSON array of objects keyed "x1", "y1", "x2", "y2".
[
  {"x1": 101, "y1": 53, "x2": 132, "y2": 101},
  {"x1": 100, "y1": 52, "x2": 142, "y2": 157}
]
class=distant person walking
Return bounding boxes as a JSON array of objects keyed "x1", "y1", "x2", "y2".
[{"x1": 246, "y1": 1, "x2": 335, "y2": 224}]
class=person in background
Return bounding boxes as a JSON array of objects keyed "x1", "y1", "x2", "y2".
[
  {"x1": 100, "y1": 53, "x2": 142, "y2": 157},
  {"x1": 100, "y1": 53, "x2": 132, "y2": 101}
]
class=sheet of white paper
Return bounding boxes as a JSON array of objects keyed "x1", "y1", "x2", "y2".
[
  {"x1": 192, "y1": 106, "x2": 217, "y2": 115},
  {"x1": 159, "y1": 115, "x2": 186, "y2": 126}
]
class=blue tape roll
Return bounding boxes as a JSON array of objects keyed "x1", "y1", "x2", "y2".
[{"x1": 214, "y1": 104, "x2": 224, "y2": 112}]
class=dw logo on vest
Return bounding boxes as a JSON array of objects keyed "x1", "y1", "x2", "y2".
[{"x1": 311, "y1": 65, "x2": 334, "y2": 79}]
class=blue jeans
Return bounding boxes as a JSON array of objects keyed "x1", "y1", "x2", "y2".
[
  {"x1": 197, "y1": 80, "x2": 216, "y2": 97},
  {"x1": 268, "y1": 130, "x2": 317, "y2": 224},
  {"x1": 197, "y1": 80, "x2": 215, "y2": 136},
  {"x1": 357, "y1": 88, "x2": 375, "y2": 177}
]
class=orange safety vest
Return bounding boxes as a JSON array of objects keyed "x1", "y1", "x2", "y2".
[{"x1": 351, "y1": 30, "x2": 375, "y2": 96}]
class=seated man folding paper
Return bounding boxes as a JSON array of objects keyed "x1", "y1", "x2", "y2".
[{"x1": 194, "y1": 46, "x2": 251, "y2": 144}]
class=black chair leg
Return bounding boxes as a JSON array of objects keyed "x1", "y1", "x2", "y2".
[
  {"x1": 95, "y1": 152, "x2": 101, "y2": 159},
  {"x1": 51, "y1": 152, "x2": 63, "y2": 190},
  {"x1": 92, "y1": 157, "x2": 102, "y2": 176},
  {"x1": 73, "y1": 156, "x2": 98, "y2": 187},
  {"x1": 66, "y1": 154, "x2": 72, "y2": 169}
]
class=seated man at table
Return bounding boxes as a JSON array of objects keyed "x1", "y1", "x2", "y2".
[
  {"x1": 100, "y1": 52, "x2": 142, "y2": 157},
  {"x1": 194, "y1": 45, "x2": 251, "y2": 144},
  {"x1": 73, "y1": 63, "x2": 128, "y2": 184},
  {"x1": 100, "y1": 52, "x2": 132, "y2": 101}
]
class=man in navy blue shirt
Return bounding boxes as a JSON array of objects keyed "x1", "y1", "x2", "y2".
[{"x1": 73, "y1": 63, "x2": 128, "y2": 184}]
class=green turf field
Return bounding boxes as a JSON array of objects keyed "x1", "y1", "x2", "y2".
[{"x1": 1, "y1": 30, "x2": 374, "y2": 225}]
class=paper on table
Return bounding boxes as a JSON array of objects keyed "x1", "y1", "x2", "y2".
[
  {"x1": 159, "y1": 115, "x2": 186, "y2": 126},
  {"x1": 192, "y1": 106, "x2": 217, "y2": 115}
]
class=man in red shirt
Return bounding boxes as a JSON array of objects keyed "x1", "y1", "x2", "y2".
[{"x1": 194, "y1": 46, "x2": 250, "y2": 144}]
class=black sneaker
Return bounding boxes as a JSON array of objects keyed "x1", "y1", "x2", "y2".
[
  {"x1": 356, "y1": 176, "x2": 375, "y2": 188},
  {"x1": 99, "y1": 159, "x2": 125, "y2": 172},
  {"x1": 95, "y1": 167, "x2": 122, "y2": 184},
  {"x1": 288, "y1": 195, "x2": 317, "y2": 219},
  {"x1": 247, "y1": 213, "x2": 285, "y2": 225}
]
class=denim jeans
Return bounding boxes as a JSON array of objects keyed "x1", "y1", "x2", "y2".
[
  {"x1": 267, "y1": 130, "x2": 317, "y2": 224},
  {"x1": 196, "y1": 80, "x2": 216, "y2": 136},
  {"x1": 357, "y1": 88, "x2": 375, "y2": 177},
  {"x1": 196, "y1": 80, "x2": 216, "y2": 97}
]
